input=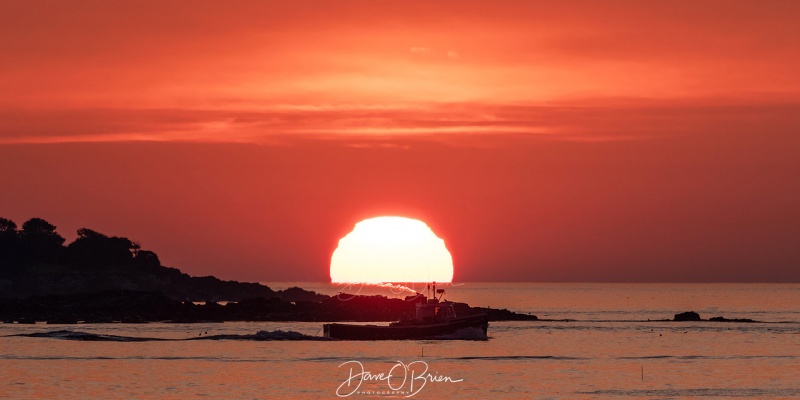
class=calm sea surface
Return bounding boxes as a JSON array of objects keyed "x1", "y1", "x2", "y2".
[{"x1": 2, "y1": 283, "x2": 799, "y2": 399}]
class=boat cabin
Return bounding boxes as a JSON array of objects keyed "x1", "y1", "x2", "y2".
[
  {"x1": 412, "y1": 282, "x2": 457, "y2": 323},
  {"x1": 414, "y1": 300, "x2": 456, "y2": 323}
]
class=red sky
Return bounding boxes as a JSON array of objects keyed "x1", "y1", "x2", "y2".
[{"x1": 1, "y1": 1, "x2": 799, "y2": 282}]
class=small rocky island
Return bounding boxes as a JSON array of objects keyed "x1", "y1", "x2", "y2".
[
  {"x1": 672, "y1": 311, "x2": 757, "y2": 323},
  {"x1": 0, "y1": 217, "x2": 537, "y2": 324}
]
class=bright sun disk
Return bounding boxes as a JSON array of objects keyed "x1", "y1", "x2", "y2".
[{"x1": 330, "y1": 216, "x2": 454, "y2": 283}]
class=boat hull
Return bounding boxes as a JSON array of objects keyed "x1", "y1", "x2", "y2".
[{"x1": 323, "y1": 313, "x2": 489, "y2": 340}]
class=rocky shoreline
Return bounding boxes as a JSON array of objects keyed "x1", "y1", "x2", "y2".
[
  {"x1": 0, "y1": 289, "x2": 538, "y2": 324},
  {"x1": 0, "y1": 217, "x2": 542, "y2": 324}
]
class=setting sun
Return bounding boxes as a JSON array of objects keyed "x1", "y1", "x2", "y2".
[{"x1": 330, "y1": 216, "x2": 454, "y2": 283}]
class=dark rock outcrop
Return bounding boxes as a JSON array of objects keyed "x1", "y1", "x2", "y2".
[
  {"x1": 670, "y1": 311, "x2": 760, "y2": 323},
  {"x1": 276, "y1": 287, "x2": 331, "y2": 303},
  {"x1": 0, "y1": 290, "x2": 538, "y2": 323},
  {"x1": 673, "y1": 311, "x2": 702, "y2": 321},
  {"x1": 452, "y1": 303, "x2": 538, "y2": 321}
]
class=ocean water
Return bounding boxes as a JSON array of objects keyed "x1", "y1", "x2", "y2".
[{"x1": 2, "y1": 283, "x2": 799, "y2": 399}]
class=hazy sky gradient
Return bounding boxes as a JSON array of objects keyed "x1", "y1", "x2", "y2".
[{"x1": 1, "y1": 1, "x2": 799, "y2": 281}]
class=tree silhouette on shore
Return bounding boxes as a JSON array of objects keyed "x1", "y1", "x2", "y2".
[
  {"x1": 0, "y1": 217, "x2": 155, "y2": 274},
  {"x1": 0, "y1": 217, "x2": 275, "y2": 301}
]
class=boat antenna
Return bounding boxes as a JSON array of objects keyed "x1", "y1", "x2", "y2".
[{"x1": 426, "y1": 283, "x2": 430, "y2": 301}]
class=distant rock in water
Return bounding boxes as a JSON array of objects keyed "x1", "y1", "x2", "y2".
[
  {"x1": 671, "y1": 312, "x2": 759, "y2": 322},
  {"x1": 673, "y1": 311, "x2": 702, "y2": 321}
]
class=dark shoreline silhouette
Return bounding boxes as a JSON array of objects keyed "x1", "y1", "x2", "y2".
[
  {"x1": 0, "y1": 217, "x2": 536, "y2": 323},
  {"x1": 0, "y1": 289, "x2": 537, "y2": 324},
  {"x1": 0, "y1": 217, "x2": 287, "y2": 301},
  {"x1": 0, "y1": 217, "x2": 765, "y2": 325},
  {"x1": 9, "y1": 329, "x2": 333, "y2": 341}
]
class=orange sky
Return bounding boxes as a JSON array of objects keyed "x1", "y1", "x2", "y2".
[{"x1": 1, "y1": 1, "x2": 799, "y2": 281}]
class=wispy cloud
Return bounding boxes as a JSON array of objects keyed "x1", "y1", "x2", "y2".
[
  {"x1": 3, "y1": 98, "x2": 799, "y2": 145},
  {"x1": 3, "y1": 2, "x2": 799, "y2": 143}
]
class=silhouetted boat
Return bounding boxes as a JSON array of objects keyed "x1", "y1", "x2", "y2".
[{"x1": 323, "y1": 283, "x2": 489, "y2": 340}]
